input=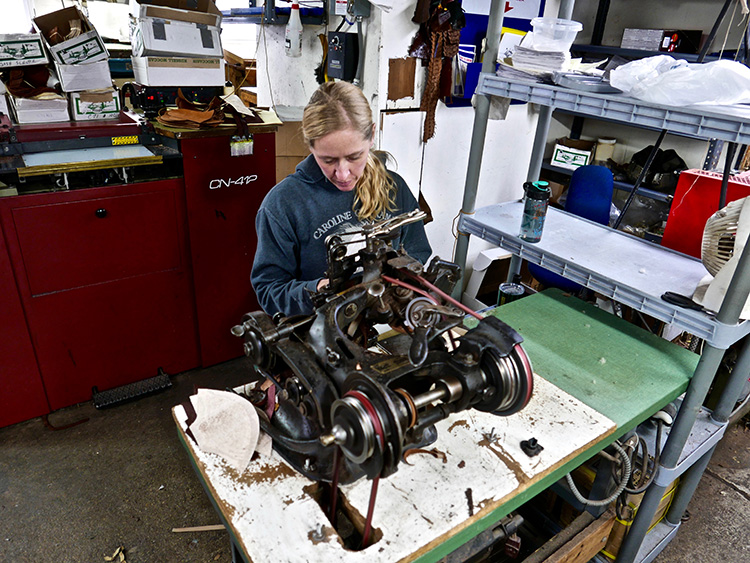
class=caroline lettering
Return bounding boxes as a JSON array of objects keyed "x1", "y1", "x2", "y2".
[{"x1": 313, "y1": 212, "x2": 353, "y2": 239}]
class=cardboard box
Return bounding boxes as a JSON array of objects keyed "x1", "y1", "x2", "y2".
[
  {"x1": 69, "y1": 89, "x2": 120, "y2": 121},
  {"x1": 621, "y1": 29, "x2": 702, "y2": 54},
  {"x1": 132, "y1": 56, "x2": 225, "y2": 86},
  {"x1": 275, "y1": 120, "x2": 309, "y2": 180},
  {"x1": 0, "y1": 34, "x2": 48, "y2": 68},
  {"x1": 129, "y1": 0, "x2": 222, "y2": 26},
  {"x1": 551, "y1": 137, "x2": 596, "y2": 170},
  {"x1": 276, "y1": 121, "x2": 308, "y2": 157},
  {"x1": 55, "y1": 60, "x2": 112, "y2": 92},
  {"x1": 130, "y1": 16, "x2": 222, "y2": 58},
  {"x1": 9, "y1": 94, "x2": 70, "y2": 124},
  {"x1": 129, "y1": 0, "x2": 223, "y2": 58},
  {"x1": 34, "y1": 6, "x2": 108, "y2": 65},
  {"x1": 462, "y1": 248, "x2": 513, "y2": 310},
  {"x1": 276, "y1": 156, "x2": 302, "y2": 180},
  {"x1": 601, "y1": 478, "x2": 679, "y2": 560}
]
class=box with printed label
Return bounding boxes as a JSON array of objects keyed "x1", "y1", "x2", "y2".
[
  {"x1": 132, "y1": 56, "x2": 225, "y2": 87},
  {"x1": 130, "y1": 16, "x2": 222, "y2": 58},
  {"x1": 551, "y1": 137, "x2": 596, "y2": 170},
  {"x1": 33, "y1": 6, "x2": 108, "y2": 65},
  {"x1": 0, "y1": 34, "x2": 48, "y2": 68},
  {"x1": 8, "y1": 94, "x2": 70, "y2": 124},
  {"x1": 55, "y1": 60, "x2": 112, "y2": 93},
  {"x1": 69, "y1": 89, "x2": 120, "y2": 121},
  {"x1": 129, "y1": 0, "x2": 222, "y2": 58}
]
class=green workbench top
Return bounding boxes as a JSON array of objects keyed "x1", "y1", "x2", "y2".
[{"x1": 476, "y1": 288, "x2": 699, "y2": 435}]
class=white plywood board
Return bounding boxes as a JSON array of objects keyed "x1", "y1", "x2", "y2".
[{"x1": 173, "y1": 375, "x2": 615, "y2": 563}]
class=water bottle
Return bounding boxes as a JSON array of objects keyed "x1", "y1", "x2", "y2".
[
  {"x1": 519, "y1": 181, "x2": 551, "y2": 243},
  {"x1": 285, "y1": 4, "x2": 303, "y2": 58}
]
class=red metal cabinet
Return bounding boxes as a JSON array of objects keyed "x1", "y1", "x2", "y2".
[
  {"x1": 0, "y1": 227, "x2": 50, "y2": 427},
  {"x1": 1, "y1": 181, "x2": 200, "y2": 411},
  {"x1": 0, "y1": 128, "x2": 277, "y2": 425},
  {"x1": 13, "y1": 190, "x2": 184, "y2": 295},
  {"x1": 180, "y1": 133, "x2": 276, "y2": 366}
]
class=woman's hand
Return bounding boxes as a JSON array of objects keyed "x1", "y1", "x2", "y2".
[{"x1": 317, "y1": 278, "x2": 329, "y2": 291}]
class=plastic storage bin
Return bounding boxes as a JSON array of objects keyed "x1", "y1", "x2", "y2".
[{"x1": 530, "y1": 18, "x2": 582, "y2": 51}]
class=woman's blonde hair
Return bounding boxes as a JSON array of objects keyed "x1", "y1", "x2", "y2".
[{"x1": 302, "y1": 82, "x2": 395, "y2": 220}]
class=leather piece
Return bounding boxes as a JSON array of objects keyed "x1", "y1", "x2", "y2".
[
  {"x1": 2, "y1": 66, "x2": 59, "y2": 98},
  {"x1": 419, "y1": 28, "x2": 460, "y2": 141},
  {"x1": 155, "y1": 88, "x2": 264, "y2": 130}
]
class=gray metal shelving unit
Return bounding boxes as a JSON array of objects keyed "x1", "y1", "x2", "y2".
[
  {"x1": 477, "y1": 75, "x2": 750, "y2": 145},
  {"x1": 459, "y1": 201, "x2": 732, "y2": 479},
  {"x1": 461, "y1": 202, "x2": 750, "y2": 348},
  {"x1": 454, "y1": 2, "x2": 750, "y2": 562}
]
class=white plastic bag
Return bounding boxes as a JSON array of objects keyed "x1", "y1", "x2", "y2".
[{"x1": 610, "y1": 55, "x2": 750, "y2": 106}]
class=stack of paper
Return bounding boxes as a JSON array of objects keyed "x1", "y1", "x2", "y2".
[
  {"x1": 511, "y1": 45, "x2": 571, "y2": 73},
  {"x1": 495, "y1": 61, "x2": 544, "y2": 82}
]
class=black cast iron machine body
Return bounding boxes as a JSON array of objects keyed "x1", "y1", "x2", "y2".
[{"x1": 232, "y1": 210, "x2": 534, "y2": 541}]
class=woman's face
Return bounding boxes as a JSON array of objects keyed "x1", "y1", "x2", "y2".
[{"x1": 310, "y1": 127, "x2": 374, "y2": 192}]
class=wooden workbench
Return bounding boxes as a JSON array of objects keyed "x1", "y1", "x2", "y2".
[{"x1": 173, "y1": 289, "x2": 699, "y2": 562}]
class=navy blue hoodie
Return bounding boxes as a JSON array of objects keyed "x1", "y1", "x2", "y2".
[{"x1": 251, "y1": 154, "x2": 432, "y2": 317}]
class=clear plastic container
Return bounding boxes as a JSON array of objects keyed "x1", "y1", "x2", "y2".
[{"x1": 530, "y1": 18, "x2": 583, "y2": 52}]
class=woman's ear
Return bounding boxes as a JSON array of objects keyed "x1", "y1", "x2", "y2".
[{"x1": 369, "y1": 123, "x2": 376, "y2": 147}]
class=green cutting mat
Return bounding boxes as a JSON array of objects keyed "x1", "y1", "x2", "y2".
[{"x1": 474, "y1": 288, "x2": 699, "y2": 434}]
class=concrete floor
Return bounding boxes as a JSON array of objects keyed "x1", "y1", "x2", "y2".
[{"x1": 1, "y1": 358, "x2": 748, "y2": 563}]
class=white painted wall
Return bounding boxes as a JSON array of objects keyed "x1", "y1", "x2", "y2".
[
  {"x1": 419, "y1": 103, "x2": 539, "y2": 264},
  {"x1": 255, "y1": 2, "x2": 552, "y2": 281},
  {"x1": 256, "y1": 18, "x2": 330, "y2": 109}
]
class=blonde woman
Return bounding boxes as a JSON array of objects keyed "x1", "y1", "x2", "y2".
[{"x1": 251, "y1": 82, "x2": 432, "y2": 317}]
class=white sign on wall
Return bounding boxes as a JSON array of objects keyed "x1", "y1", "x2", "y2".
[{"x1": 334, "y1": 0, "x2": 348, "y2": 16}]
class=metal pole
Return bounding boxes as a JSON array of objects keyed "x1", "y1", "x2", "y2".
[
  {"x1": 698, "y1": 0, "x2": 733, "y2": 62},
  {"x1": 713, "y1": 336, "x2": 750, "y2": 423},
  {"x1": 526, "y1": 108, "x2": 553, "y2": 182},
  {"x1": 591, "y1": 0, "x2": 611, "y2": 46},
  {"x1": 613, "y1": 130, "x2": 666, "y2": 230},
  {"x1": 453, "y1": 0, "x2": 576, "y2": 293},
  {"x1": 664, "y1": 447, "x2": 716, "y2": 526},
  {"x1": 558, "y1": 0, "x2": 576, "y2": 20},
  {"x1": 452, "y1": 0, "x2": 505, "y2": 294},
  {"x1": 667, "y1": 335, "x2": 750, "y2": 524},
  {"x1": 619, "y1": 228, "x2": 750, "y2": 562},
  {"x1": 719, "y1": 142, "x2": 737, "y2": 209}
]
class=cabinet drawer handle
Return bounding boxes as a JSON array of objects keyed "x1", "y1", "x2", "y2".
[{"x1": 95, "y1": 208, "x2": 108, "y2": 218}]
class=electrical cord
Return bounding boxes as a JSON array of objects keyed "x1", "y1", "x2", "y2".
[
  {"x1": 259, "y1": 16, "x2": 277, "y2": 112},
  {"x1": 565, "y1": 441, "x2": 632, "y2": 507},
  {"x1": 624, "y1": 420, "x2": 663, "y2": 495},
  {"x1": 614, "y1": 413, "x2": 670, "y2": 520}
]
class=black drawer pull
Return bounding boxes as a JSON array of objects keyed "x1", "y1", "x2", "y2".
[{"x1": 95, "y1": 208, "x2": 108, "y2": 218}]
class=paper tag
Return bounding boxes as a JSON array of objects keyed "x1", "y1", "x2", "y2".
[{"x1": 230, "y1": 135, "x2": 254, "y2": 157}]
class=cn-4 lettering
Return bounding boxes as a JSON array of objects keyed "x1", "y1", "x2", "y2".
[{"x1": 209, "y1": 175, "x2": 259, "y2": 190}]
